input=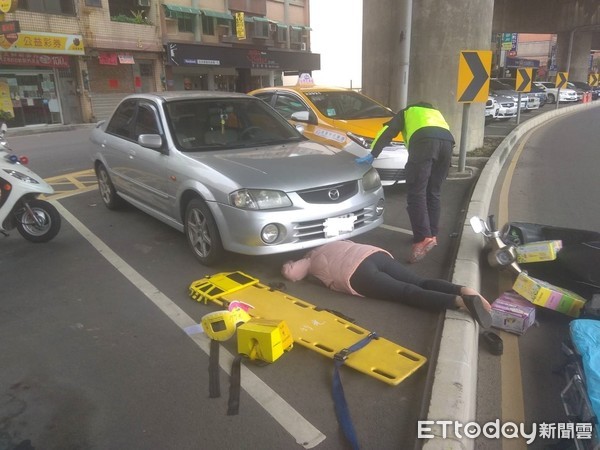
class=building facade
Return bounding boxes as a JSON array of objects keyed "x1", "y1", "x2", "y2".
[{"x1": 0, "y1": 0, "x2": 319, "y2": 127}]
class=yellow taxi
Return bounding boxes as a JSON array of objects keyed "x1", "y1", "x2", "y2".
[{"x1": 249, "y1": 84, "x2": 408, "y2": 186}]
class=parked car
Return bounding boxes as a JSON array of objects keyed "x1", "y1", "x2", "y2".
[
  {"x1": 249, "y1": 85, "x2": 409, "y2": 186},
  {"x1": 490, "y1": 94, "x2": 518, "y2": 120},
  {"x1": 534, "y1": 81, "x2": 579, "y2": 103},
  {"x1": 89, "y1": 92, "x2": 385, "y2": 265},
  {"x1": 498, "y1": 77, "x2": 547, "y2": 107},
  {"x1": 568, "y1": 81, "x2": 599, "y2": 100},
  {"x1": 490, "y1": 79, "x2": 529, "y2": 111},
  {"x1": 485, "y1": 96, "x2": 500, "y2": 124}
]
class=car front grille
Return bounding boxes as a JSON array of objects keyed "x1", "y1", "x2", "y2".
[
  {"x1": 297, "y1": 180, "x2": 358, "y2": 204},
  {"x1": 376, "y1": 168, "x2": 406, "y2": 182},
  {"x1": 294, "y1": 208, "x2": 373, "y2": 241}
]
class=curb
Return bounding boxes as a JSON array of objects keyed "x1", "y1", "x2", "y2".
[{"x1": 422, "y1": 100, "x2": 600, "y2": 449}]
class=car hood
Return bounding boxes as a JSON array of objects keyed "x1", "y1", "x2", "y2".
[
  {"x1": 329, "y1": 117, "x2": 403, "y2": 142},
  {"x1": 184, "y1": 140, "x2": 373, "y2": 192}
]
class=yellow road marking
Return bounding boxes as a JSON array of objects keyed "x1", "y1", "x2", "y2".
[
  {"x1": 497, "y1": 128, "x2": 536, "y2": 450},
  {"x1": 41, "y1": 169, "x2": 97, "y2": 200}
]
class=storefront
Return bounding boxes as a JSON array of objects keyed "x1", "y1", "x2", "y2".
[
  {"x1": 0, "y1": 31, "x2": 85, "y2": 127},
  {"x1": 164, "y1": 42, "x2": 320, "y2": 93}
]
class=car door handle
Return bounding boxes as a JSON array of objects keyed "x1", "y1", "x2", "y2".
[{"x1": 128, "y1": 150, "x2": 136, "y2": 159}]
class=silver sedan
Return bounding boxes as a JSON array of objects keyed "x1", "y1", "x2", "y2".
[{"x1": 89, "y1": 92, "x2": 385, "y2": 265}]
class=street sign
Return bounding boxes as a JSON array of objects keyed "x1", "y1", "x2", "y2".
[
  {"x1": 457, "y1": 50, "x2": 491, "y2": 103},
  {"x1": 555, "y1": 72, "x2": 568, "y2": 89},
  {"x1": 515, "y1": 68, "x2": 532, "y2": 92},
  {"x1": 589, "y1": 73, "x2": 599, "y2": 87}
]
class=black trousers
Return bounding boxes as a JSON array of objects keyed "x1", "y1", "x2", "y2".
[
  {"x1": 405, "y1": 138, "x2": 453, "y2": 243},
  {"x1": 349, "y1": 252, "x2": 461, "y2": 311}
]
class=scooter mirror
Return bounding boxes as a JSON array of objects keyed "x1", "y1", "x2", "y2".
[{"x1": 469, "y1": 216, "x2": 484, "y2": 234}]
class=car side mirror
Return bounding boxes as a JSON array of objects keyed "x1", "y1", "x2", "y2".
[
  {"x1": 290, "y1": 110, "x2": 318, "y2": 125},
  {"x1": 290, "y1": 111, "x2": 310, "y2": 122},
  {"x1": 138, "y1": 134, "x2": 164, "y2": 151}
]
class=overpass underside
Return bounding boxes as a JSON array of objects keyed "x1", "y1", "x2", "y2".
[{"x1": 362, "y1": 0, "x2": 599, "y2": 152}]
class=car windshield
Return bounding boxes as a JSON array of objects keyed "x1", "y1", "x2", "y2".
[
  {"x1": 304, "y1": 90, "x2": 392, "y2": 120},
  {"x1": 165, "y1": 97, "x2": 304, "y2": 152}
]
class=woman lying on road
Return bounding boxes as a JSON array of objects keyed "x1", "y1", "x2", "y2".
[{"x1": 282, "y1": 240, "x2": 492, "y2": 328}]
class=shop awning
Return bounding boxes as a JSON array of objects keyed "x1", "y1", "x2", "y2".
[
  {"x1": 163, "y1": 4, "x2": 201, "y2": 16},
  {"x1": 201, "y1": 9, "x2": 234, "y2": 20}
]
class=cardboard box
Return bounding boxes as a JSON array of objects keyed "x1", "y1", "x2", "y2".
[
  {"x1": 515, "y1": 240, "x2": 562, "y2": 263},
  {"x1": 491, "y1": 291, "x2": 536, "y2": 335},
  {"x1": 512, "y1": 272, "x2": 586, "y2": 318}
]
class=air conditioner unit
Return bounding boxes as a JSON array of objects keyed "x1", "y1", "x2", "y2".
[
  {"x1": 300, "y1": 42, "x2": 306, "y2": 51},
  {"x1": 138, "y1": 0, "x2": 150, "y2": 7}
]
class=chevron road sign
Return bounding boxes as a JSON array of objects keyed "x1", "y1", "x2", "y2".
[
  {"x1": 457, "y1": 50, "x2": 491, "y2": 103},
  {"x1": 555, "y1": 72, "x2": 568, "y2": 89},
  {"x1": 516, "y1": 68, "x2": 533, "y2": 92},
  {"x1": 589, "y1": 73, "x2": 599, "y2": 87}
]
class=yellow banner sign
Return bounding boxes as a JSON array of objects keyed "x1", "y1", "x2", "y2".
[
  {"x1": 0, "y1": 31, "x2": 84, "y2": 55},
  {"x1": 235, "y1": 12, "x2": 246, "y2": 40},
  {"x1": 0, "y1": 79, "x2": 14, "y2": 119}
]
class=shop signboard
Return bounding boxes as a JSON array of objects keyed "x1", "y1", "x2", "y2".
[{"x1": 0, "y1": 31, "x2": 84, "y2": 55}]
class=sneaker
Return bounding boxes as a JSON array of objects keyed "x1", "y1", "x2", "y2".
[{"x1": 409, "y1": 237, "x2": 436, "y2": 263}]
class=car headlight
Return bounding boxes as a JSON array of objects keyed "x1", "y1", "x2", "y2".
[
  {"x1": 229, "y1": 189, "x2": 292, "y2": 210},
  {"x1": 3, "y1": 169, "x2": 39, "y2": 184},
  {"x1": 362, "y1": 167, "x2": 381, "y2": 191}
]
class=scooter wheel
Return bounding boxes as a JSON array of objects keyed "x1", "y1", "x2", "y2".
[{"x1": 16, "y1": 199, "x2": 61, "y2": 243}]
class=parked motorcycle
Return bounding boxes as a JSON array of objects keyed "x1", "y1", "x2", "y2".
[
  {"x1": 470, "y1": 215, "x2": 600, "y2": 302},
  {"x1": 0, "y1": 122, "x2": 61, "y2": 242}
]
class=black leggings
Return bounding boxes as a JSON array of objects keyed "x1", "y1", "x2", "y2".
[{"x1": 349, "y1": 252, "x2": 462, "y2": 311}]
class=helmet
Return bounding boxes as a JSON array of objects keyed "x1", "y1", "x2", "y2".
[{"x1": 201, "y1": 307, "x2": 251, "y2": 341}]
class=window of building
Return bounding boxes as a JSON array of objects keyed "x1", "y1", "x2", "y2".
[
  {"x1": 253, "y1": 18, "x2": 270, "y2": 38},
  {"x1": 178, "y1": 15, "x2": 194, "y2": 33},
  {"x1": 84, "y1": 0, "x2": 102, "y2": 7},
  {"x1": 202, "y1": 15, "x2": 215, "y2": 35},
  {"x1": 276, "y1": 25, "x2": 288, "y2": 42},
  {"x1": 290, "y1": 26, "x2": 303, "y2": 44},
  {"x1": 19, "y1": 0, "x2": 75, "y2": 15}
]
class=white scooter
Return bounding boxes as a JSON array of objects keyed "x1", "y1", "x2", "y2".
[{"x1": 0, "y1": 122, "x2": 61, "y2": 242}]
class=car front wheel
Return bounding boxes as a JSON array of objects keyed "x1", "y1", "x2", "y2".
[
  {"x1": 547, "y1": 93, "x2": 556, "y2": 104},
  {"x1": 184, "y1": 198, "x2": 224, "y2": 266}
]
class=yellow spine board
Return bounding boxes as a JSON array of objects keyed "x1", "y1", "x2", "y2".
[{"x1": 190, "y1": 272, "x2": 427, "y2": 385}]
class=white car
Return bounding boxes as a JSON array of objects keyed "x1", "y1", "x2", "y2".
[
  {"x1": 485, "y1": 96, "x2": 500, "y2": 124},
  {"x1": 535, "y1": 82, "x2": 579, "y2": 104},
  {"x1": 491, "y1": 94, "x2": 518, "y2": 120},
  {"x1": 525, "y1": 95, "x2": 541, "y2": 111}
]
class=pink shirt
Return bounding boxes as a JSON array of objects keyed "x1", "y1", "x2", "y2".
[{"x1": 281, "y1": 241, "x2": 390, "y2": 296}]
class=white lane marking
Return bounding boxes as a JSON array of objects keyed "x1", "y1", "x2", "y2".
[
  {"x1": 381, "y1": 224, "x2": 413, "y2": 235},
  {"x1": 53, "y1": 201, "x2": 326, "y2": 449}
]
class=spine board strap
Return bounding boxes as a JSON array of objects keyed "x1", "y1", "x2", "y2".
[{"x1": 332, "y1": 332, "x2": 379, "y2": 450}]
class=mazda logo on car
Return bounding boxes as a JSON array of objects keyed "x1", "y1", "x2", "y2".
[{"x1": 328, "y1": 189, "x2": 340, "y2": 201}]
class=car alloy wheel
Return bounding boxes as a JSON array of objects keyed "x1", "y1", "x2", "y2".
[
  {"x1": 96, "y1": 163, "x2": 123, "y2": 210},
  {"x1": 184, "y1": 198, "x2": 224, "y2": 266}
]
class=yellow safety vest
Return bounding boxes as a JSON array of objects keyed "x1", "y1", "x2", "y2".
[{"x1": 403, "y1": 106, "x2": 450, "y2": 147}]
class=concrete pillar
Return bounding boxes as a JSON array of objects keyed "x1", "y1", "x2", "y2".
[
  {"x1": 557, "y1": 31, "x2": 592, "y2": 82},
  {"x1": 363, "y1": 0, "x2": 494, "y2": 152}
]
